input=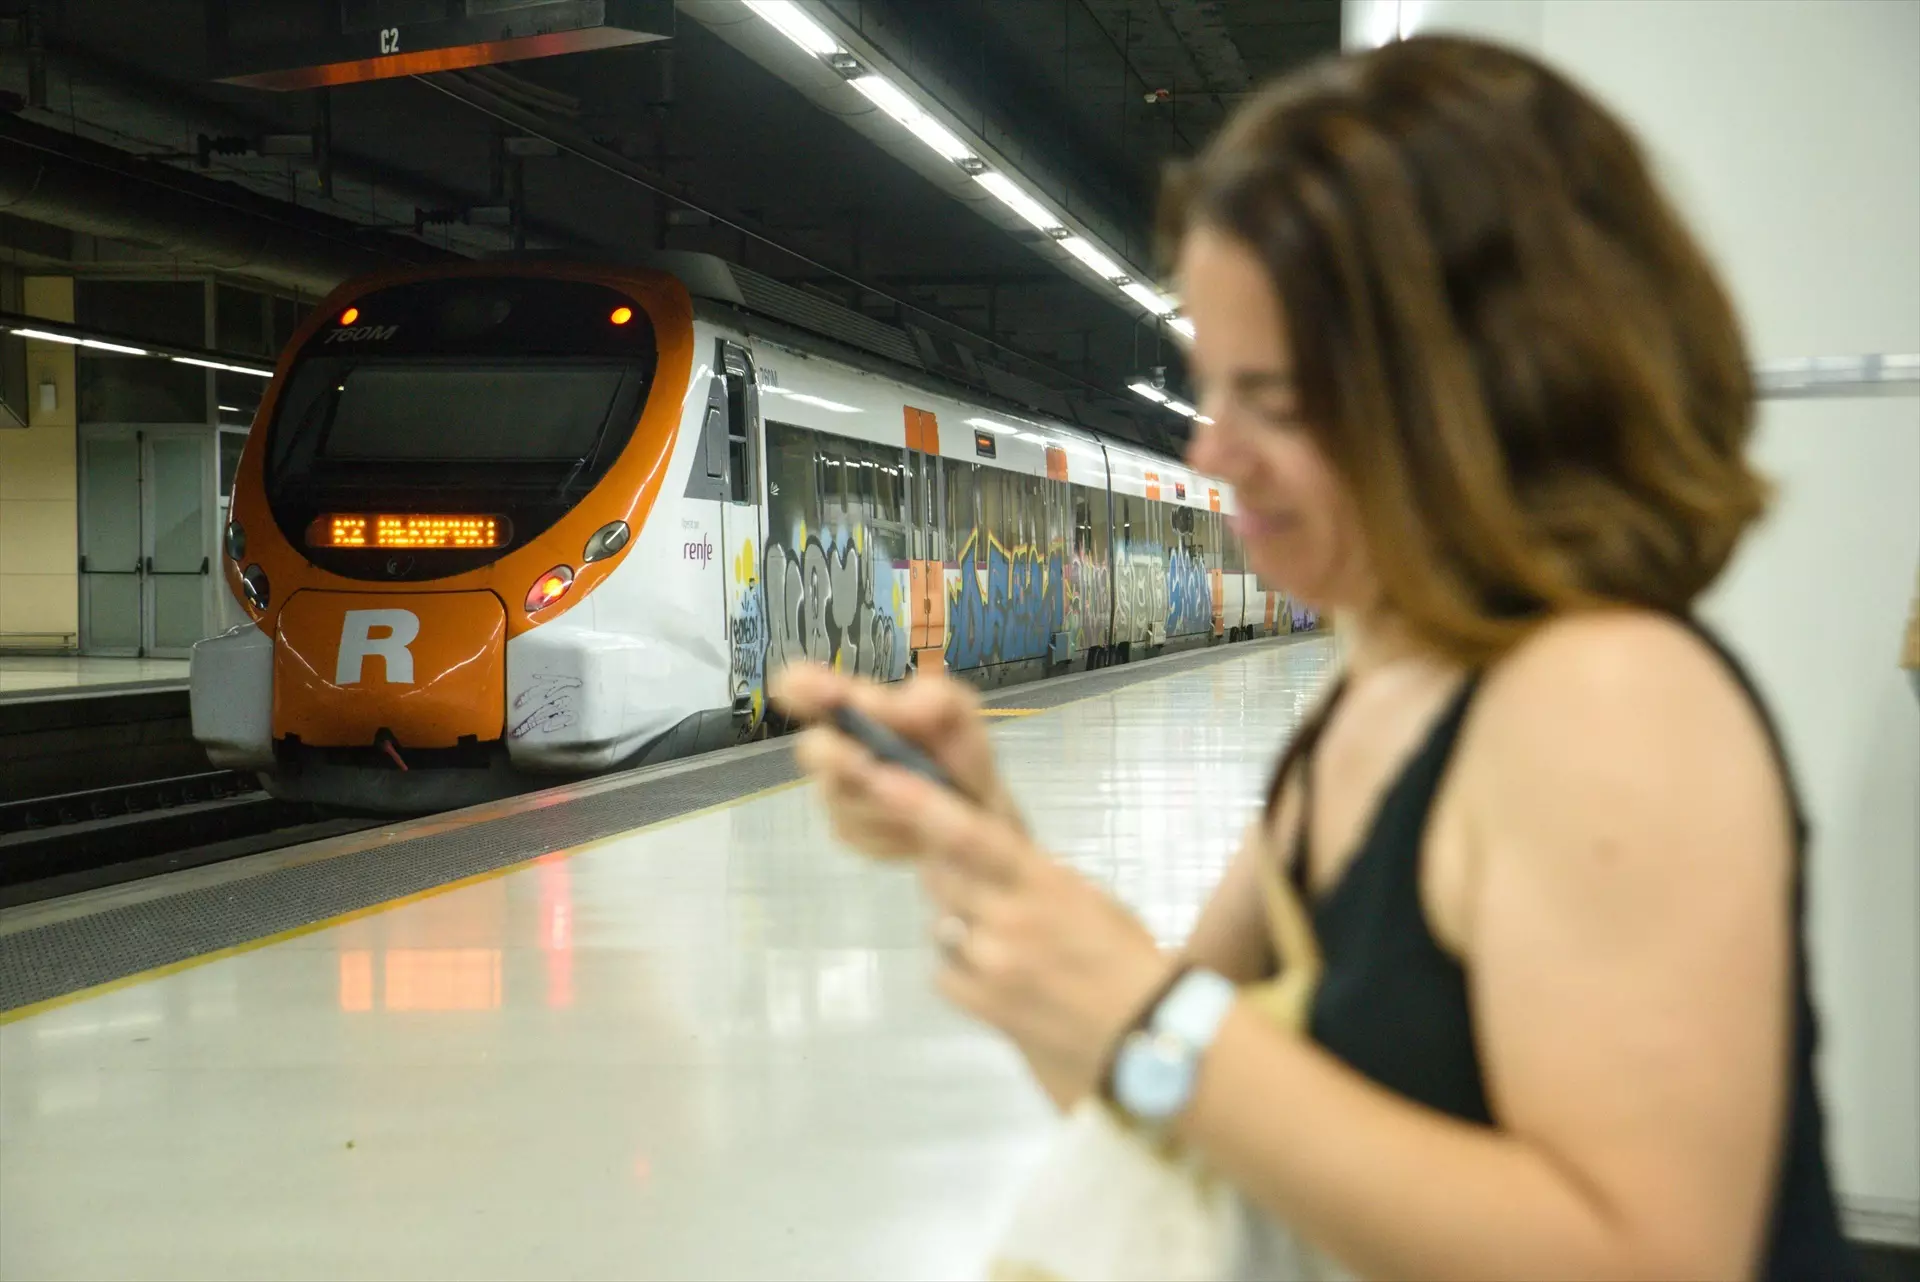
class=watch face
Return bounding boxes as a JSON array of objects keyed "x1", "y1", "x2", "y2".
[{"x1": 1114, "y1": 1030, "x2": 1195, "y2": 1123}]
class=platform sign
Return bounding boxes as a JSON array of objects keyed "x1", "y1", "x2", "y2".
[{"x1": 208, "y1": 0, "x2": 675, "y2": 91}]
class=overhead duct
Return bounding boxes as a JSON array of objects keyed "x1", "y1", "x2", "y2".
[{"x1": 0, "y1": 112, "x2": 457, "y2": 295}]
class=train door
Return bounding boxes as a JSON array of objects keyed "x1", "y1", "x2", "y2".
[
  {"x1": 716, "y1": 340, "x2": 767, "y2": 730},
  {"x1": 903, "y1": 407, "x2": 946, "y2": 675}
]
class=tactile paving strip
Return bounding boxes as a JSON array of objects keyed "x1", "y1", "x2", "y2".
[{"x1": 0, "y1": 635, "x2": 1307, "y2": 1013}]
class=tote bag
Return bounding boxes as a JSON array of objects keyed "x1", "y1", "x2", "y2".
[{"x1": 984, "y1": 855, "x2": 1353, "y2": 1282}]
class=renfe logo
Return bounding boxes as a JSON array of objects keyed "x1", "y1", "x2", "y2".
[
  {"x1": 336, "y1": 608, "x2": 420, "y2": 684},
  {"x1": 684, "y1": 536, "x2": 713, "y2": 566}
]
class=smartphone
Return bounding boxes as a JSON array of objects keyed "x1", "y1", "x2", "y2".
[{"x1": 829, "y1": 704, "x2": 967, "y2": 798}]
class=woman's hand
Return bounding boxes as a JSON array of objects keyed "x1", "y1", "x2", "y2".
[
  {"x1": 772, "y1": 660, "x2": 1174, "y2": 1107},
  {"x1": 884, "y1": 764, "x2": 1174, "y2": 1107},
  {"x1": 771, "y1": 662, "x2": 1025, "y2": 856}
]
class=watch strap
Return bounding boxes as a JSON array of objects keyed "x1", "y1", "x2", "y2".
[{"x1": 1098, "y1": 964, "x2": 1191, "y2": 1105}]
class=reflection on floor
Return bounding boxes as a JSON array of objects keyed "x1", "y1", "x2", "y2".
[
  {"x1": 0, "y1": 655, "x2": 191, "y2": 697},
  {"x1": 0, "y1": 637, "x2": 1338, "y2": 1281}
]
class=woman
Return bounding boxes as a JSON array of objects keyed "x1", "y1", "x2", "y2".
[{"x1": 774, "y1": 34, "x2": 1857, "y2": 1282}]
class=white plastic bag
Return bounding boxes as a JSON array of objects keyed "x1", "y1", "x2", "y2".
[{"x1": 984, "y1": 852, "x2": 1350, "y2": 1282}]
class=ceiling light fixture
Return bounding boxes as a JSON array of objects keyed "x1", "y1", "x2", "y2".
[
  {"x1": 849, "y1": 74, "x2": 976, "y2": 162},
  {"x1": 973, "y1": 171, "x2": 1062, "y2": 233},
  {"x1": 81, "y1": 338, "x2": 151, "y2": 356},
  {"x1": 1122, "y1": 281, "x2": 1178, "y2": 317},
  {"x1": 1127, "y1": 381, "x2": 1169, "y2": 404},
  {"x1": 170, "y1": 355, "x2": 274, "y2": 378},
  {"x1": 1164, "y1": 398, "x2": 1198, "y2": 418},
  {"x1": 1168, "y1": 317, "x2": 1196, "y2": 340},
  {"x1": 743, "y1": 0, "x2": 843, "y2": 56},
  {"x1": 1059, "y1": 237, "x2": 1125, "y2": 281}
]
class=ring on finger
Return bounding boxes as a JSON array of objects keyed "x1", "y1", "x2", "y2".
[{"x1": 932, "y1": 913, "x2": 970, "y2": 961}]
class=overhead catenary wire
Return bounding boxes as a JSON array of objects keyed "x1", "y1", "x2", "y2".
[{"x1": 412, "y1": 69, "x2": 1156, "y2": 423}]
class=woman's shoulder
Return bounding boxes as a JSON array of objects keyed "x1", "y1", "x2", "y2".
[
  {"x1": 1461, "y1": 609, "x2": 1791, "y2": 859},
  {"x1": 1477, "y1": 609, "x2": 1764, "y2": 742}
]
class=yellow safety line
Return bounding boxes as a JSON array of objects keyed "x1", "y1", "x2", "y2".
[{"x1": 2, "y1": 635, "x2": 1312, "y2": 1026}]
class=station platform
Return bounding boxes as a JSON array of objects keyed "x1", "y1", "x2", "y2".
[
  {"x1": 0, "y1": 655, "x2": 190, "y2": 702},
  {"x1": 0, "y1": 634, "x2": 1336, "y2": 1281}
]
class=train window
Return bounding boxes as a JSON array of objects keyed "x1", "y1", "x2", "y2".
[
  {"x1": 723, "y1": 370, "x2": 756, "y2": 504},
  {"x1": 765, "y1": 421, "x2": 815, "y2": 516},
  {"x1": 314, "y1": 364, "x2": 630, "y2": 461},
  {"x1": 868, "y1": 447, "x2": 903, "y2": 528},
  {"x1": 978, "y1": 467, "x2": 1007, "y2": 554},
  {"x1": 943, "y1": 459, "x2": 977, "y2": 558},
  {"x1": 1015, "y1": 472, "x2": 1046, "y2": 552}
]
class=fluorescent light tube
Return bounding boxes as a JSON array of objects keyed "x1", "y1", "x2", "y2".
[
  {"x1": 170, "y1": 356, "x2": 273, "y2": 377},
  {"x1": 1126, "y1": 381, "x2": 1168, "y2": 403},
  {"x1": 1059, "y1": 237, "x2": 1124, "y2": 280},
  {"x1": 973, "y1": 171, "x2": 1061, "y2": 232},
  {"x1": 81, "y1": 338, "x2": 149, "y2": 356},
  {"x1": 1168, "y1": 317, "x2": 1195, "y2": 340},
  {"x1": 743, "y1": 0, "x2": 842, "y2": 56},
  {"x1": 11, "y1": 327, "x2": 80, "y2": 345},
  {"x1": 1122, "y1": 281, "x2": 1177, "y2": 316},
  {"x1": 1164, "y1": 399, "x2": 1198, "y2": 417},
  {"x1": 850, "y1": 75, "x2": 975, "y2": 161}
]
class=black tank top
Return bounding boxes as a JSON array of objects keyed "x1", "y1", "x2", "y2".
[{"x1": 1268, "y1": 620, "x2": 1859, "y2": 1281}]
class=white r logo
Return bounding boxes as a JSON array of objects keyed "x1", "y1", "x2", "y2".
[{"x1": 336, "y1": 609, "x2": 420, "y2": 685}]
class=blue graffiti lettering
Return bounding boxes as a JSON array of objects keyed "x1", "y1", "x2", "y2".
[
  {"x1": 1166, "y1": 546, "x2": 1211, "y2": 635},
  {"x1": 945, "y1": 533, "x2": 1063, "y2": 670}
]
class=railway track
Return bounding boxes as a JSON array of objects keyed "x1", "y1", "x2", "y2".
[{"x1": 0, "y1": 770, "x2": 379, "y2": 907}]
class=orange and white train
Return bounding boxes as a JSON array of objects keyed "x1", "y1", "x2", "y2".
[{"x1": 191, "y1": 254, "x2": 1313, "y2": 813}]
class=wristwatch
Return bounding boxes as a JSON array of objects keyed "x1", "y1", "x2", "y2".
[{"x1": 1107, "y1": 967, "x2": 1238, "y2": 1126}]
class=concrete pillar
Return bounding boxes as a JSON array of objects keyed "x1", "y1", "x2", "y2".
[
  {"x1": 1340, "y1": 0, "x2": 1920, "y2": 1246},
  {"x1": 0, "y1": 276, "x2": 79, "y2": 652}
]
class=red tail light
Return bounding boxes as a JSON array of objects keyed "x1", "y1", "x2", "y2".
[{"x1": 526, "y1": 566, "x2": 575, "y2": 613}]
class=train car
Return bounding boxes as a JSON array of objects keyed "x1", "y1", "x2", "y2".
[{"x1": 190, "y1": 253, "x2": 1312, "y2": 813}]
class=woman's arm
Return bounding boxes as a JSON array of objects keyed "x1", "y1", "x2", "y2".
[
  {"x1": 1178, "y1": 818, "x2": 1288, "y2": 984},
  {"x1": 1173, "y1": 615, "x2": 1795, "y2": 1280}
]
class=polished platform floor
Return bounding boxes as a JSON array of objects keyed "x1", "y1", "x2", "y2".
[
  {"x1": 0, "y1": 655, "x2": 190, "y2": 699},
  {"x1": 0, "y1": 636, "x2": 1337, "y2": 1281}
]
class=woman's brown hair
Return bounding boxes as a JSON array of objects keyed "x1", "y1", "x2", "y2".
[{"x1": 1160, "y1": 35, "x2": 1768, "y2": 664}]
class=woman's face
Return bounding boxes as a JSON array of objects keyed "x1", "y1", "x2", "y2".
[{"x1": 1179, "y1": 225, "x2": 1374, "y2": 613}]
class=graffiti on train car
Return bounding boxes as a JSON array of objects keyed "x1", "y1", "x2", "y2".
[
  {"x1": 1113, "y1": 544, "x2": 1166, "y2": 643},
  {"x1": 946, "y1": 530, "x2": 1064, "y2": 669},
  {"x1": 1064, "y1": 548, "x2": 1111, "y2": 650},
  {"x1": 728, "y1": 537, "x2": 768, "y2": 715},
  {"x1": 763, "y1": 528, "x2": 908, "y2": 679},
  {"x1": 1167, "y1": 545, "x2": 1211, "y2": 635}
]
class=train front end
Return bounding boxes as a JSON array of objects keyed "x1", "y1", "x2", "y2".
[{"x1": 190, "y1": 265, "x2": 695, "y2": 813}]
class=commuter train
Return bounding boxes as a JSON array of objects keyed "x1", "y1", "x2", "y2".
[{"x1": 191, "y1": 254, "x2": 1314, "y2": 812}]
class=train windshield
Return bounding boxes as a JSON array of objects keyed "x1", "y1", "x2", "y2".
[
  {"x1": 277, "y1": 361, "x2": 639, "y2": 464},
  {"x1": 262, "y1": 275, "x2": 661, "y2": 580}
]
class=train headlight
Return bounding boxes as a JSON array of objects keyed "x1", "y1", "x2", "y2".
[
  {"x1": 525, "y1": 565, "x2": 575, "y2": 613},
  {"x1": 240, "y1": 563, "x2": 270, "y2": 611},
  {"x1": 583, "y1": 520, "x2": 630, "y2": 563},
  {"x1": 226, "y1": 519, "x2": 246, "y2": 562}
]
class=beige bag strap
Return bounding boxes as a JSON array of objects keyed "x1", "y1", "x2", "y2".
[{"x1": 1243, "y1": 848, "x2": 1322, "y2": 1032}]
